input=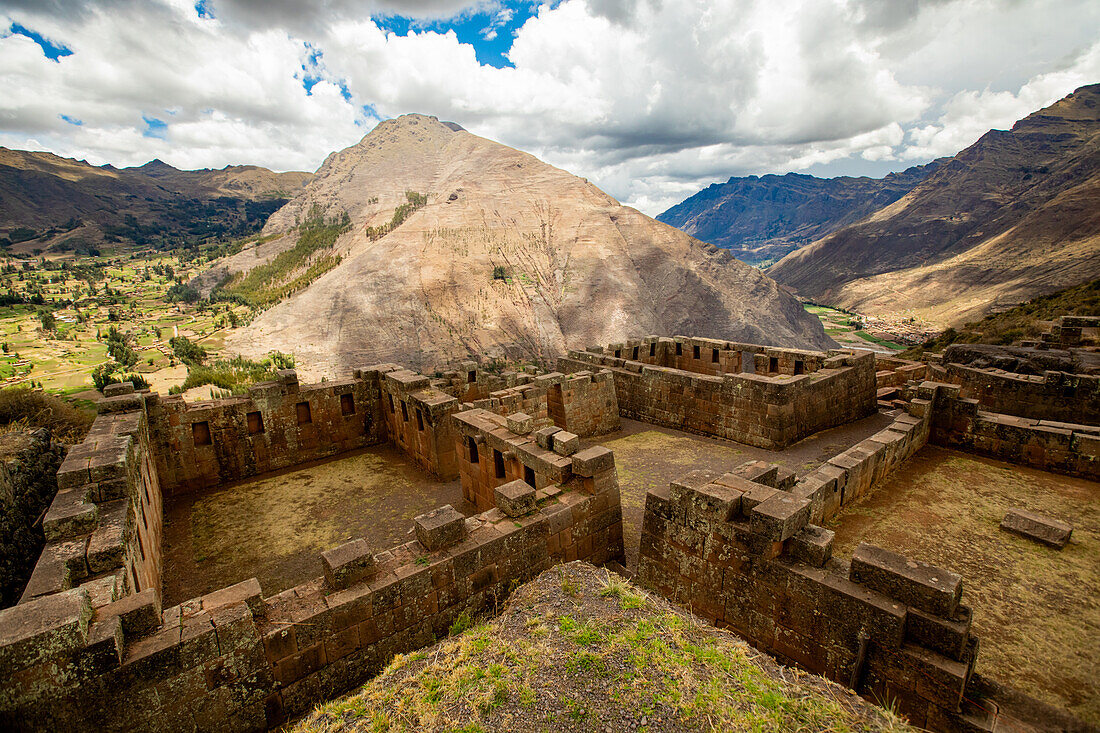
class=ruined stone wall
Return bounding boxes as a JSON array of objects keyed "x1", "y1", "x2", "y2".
[
  {"x1": 597, "y1": 335, "x2": 829, "y2": 378},
  {"x1": 874, "y1": 356, "x2": 929, "y2": 390},
  {"x1": 148, "y1": 370, "x2": 386, "y2": 496},
  {"x1": 637, "y1": 455, "x2": 979, "y2": 730},
  {"x1": 371, "y1": 365, "x2": 461, "y2": 480},
  {"x1": 791, "y1": 386, "x2": 936, "y2": 525},
  {"x1": 937, "y1": 363, "x2": 1100, "y2": 425},
  {"x1": 559, "y1": 345, "x2": 876, "y2": 450},
  {"x1": 433, "y1": 361, "x2": 543, "y2": 403},
  {"x1": 21, "y1": 389, "x2": 162, "y2": 616},
  {"x1": 0, "y1": 437, "x2": 626, "y2": 732},
  {"x1": 930, "y1": 388, "x2": 1099, "y2": 480}
]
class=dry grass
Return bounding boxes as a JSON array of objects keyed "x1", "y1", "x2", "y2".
[
  {"x1": 292, "y1": 563, "x2": 913, "y2": 733},
  {"x1": 828, "y1": 446, "x2": 1100, "y2": 724},
  {"x1": 0, "y1": 386, "x2": 94, "y2": 444}
]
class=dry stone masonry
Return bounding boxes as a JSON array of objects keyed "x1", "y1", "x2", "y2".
[
  {"x1": 559, "y1": 336, "x2": 876, "y2": 449},
  {"x1": 2, "y1": 334, "x2": 1097, "y2": 732}
]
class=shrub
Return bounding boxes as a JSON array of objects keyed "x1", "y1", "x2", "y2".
[
  {"x1": 169, "y1": 336, "x2": 207, "y2": 366},
  {"x1": 492, "y1": 265, "x2": 507, "y2": 280},
  {"x1": 0, "y1": 387, "x2": 94, "y2": 443}
]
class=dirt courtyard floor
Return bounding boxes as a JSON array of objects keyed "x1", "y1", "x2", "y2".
[
  {"x1": 161, "y1": 443, "x2": 473, "y2": 606},
  {"x1": 594, "y1": 411, "x2": 895, "y2": 572},
  {"x1": 827, "y1": 445, "x2": 1100, "y2": 725}
]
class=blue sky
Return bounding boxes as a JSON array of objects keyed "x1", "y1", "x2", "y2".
[{"x1": 1, "y1": 0, "x2": 1098, "y2": 215}]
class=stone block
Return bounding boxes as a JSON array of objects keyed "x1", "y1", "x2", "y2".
[
  {"x1": 1000, "y1": 508, "x2": 1072, "y2": 549},
  {"x1": 750, "y1": 493, "x2": 811, "y2": 541},
  {"x1": 0, "y1": 587, "x2": 91, "y2": 673},
  {"x1": 495, "y1": 480, "x2": 537, "y2": 517},
  {"x1": 99, "y1": 589, "x2": 162, "y2": 637},
  {"x1": 787, "y1": 525, "x2": 834, "y2": 567},
  {"x1": 905, "y1": 606, "x2": 972, "y2": 662},
  {"x1": 571, "y1": 446, "x2": 614, "y2": 477},
  {"x1": 534, "y1": 426, "x2": 561, "y2": 450},
  {"x1": 506, "y1": 412, "x2": 533, "y2": 435},
  {"x1": 321, "y1": 539, "x2": 377, "y2": 590},
  {"x1": 552, "y1": 431, "x2": 580, "y2": 456},
  {"x1": 414, "y1": 505, "x2": 467, "y2": 551},
  {"x1": 103, "y1": 381, "x2": 135, "y2": 397},
  {"x1": 850, "y1": 543, "x2": 961, "y2": 617},
  {"x1": 740, "y1": 484, "x2": 778, "y2": 515}
]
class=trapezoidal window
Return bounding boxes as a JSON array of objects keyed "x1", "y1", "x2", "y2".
[
  {"x1": 191, "y1": 421, "x2": 211, "y2": 446},
  {"x1": 769, "y1": 357, "x2": 779, "y2": 373},
  {"x1": 649, "y1": 343, "x2": 656, "y2": 357},
  {"x1": 614, "y1": 349, "x2": 621, "y2": 358},
  {"x1": 712, "y1": 348, "x2": 720, "y2": 363},
  {"x1": 632, "y1": 346, "x2": 639, "y2": 360},
  {"x1": 468, "y1": 437, "x2": 480, "y2": 463},
  {"x1": 675, "y1": 342, "x2": 683, "y2": 356},
  {"x1": 794, "y1": 360, "x2": 805, "y2": 375},
  {"x1": 400, "y1": 401, "x2": 409, "y2": 421},
  {"x1": 387, "y1": 394, "x2": 395, "y2": 413},
  {"x1": 493, "y1": 449, "x2": 506, "y2": 479},
  {"x1": 693, "y1": 345, "x2": 701, "y2": 360},
  {"x1": 416, "y1": 408, "x2": 425, "y2": 431},
  {"x1": 524, "y1": 465, "x2": 536, "y2": 488},
  {"x1": 247, "y1": 411, "x2": 264, "y2": 435},
  {"x1": 296, "y1": 401, "x2": 312, "y2": 425},
  {"x1": 340, "y1": 393, "x2": 355, "y2": 416},
  {"x1": 468, "y1": 371, "x2": 477, "y2": 384}
]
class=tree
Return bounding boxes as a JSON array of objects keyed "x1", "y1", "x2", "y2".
[
  {"x1": 169, "y1": 336, "x2": 206, "y2": 366},
  {"x1": 37, "y1": 309, "x2": 57, "y2": 333}
]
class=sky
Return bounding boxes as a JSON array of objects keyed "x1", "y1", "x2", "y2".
[{"x1": 1, "y1": 0, "x2": 1098, "y2": 216}]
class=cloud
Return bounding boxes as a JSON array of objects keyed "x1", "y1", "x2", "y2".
[{"x1": 1, "y1": 0, "x2": 1097, "y2": 215}]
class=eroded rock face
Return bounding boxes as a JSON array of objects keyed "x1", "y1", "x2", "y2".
[
  {"x1": 942, "y1": 344, "x2": 1100, "y2": 375},
  {"x1": 220, "y1": 114, "x2": 833, "y2": 377}
]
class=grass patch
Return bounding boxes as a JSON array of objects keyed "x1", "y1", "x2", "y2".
[
  {"x1": 0, "y1": 387, "x2": 94, "y2": 443},
  {"x1": 218, "y1": 207, "x2": 350, "y2": 307},
  {"x1": 291, "y1": 564, "x2": 912, "y2": 733}
]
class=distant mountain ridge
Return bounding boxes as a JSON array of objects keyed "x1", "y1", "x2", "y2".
[
  {"x1": 767, "y1": 83, "x2": 1100, "y2": 326},
  {"x1": 656, "y1": 163, "x2": 940, "y2": 267},
  {"x1": 0, "y1": 148, "x2": 312, "y2": 251},
  {"x1": 219, "y1": 114, "x2": 834, "y2": 375}
]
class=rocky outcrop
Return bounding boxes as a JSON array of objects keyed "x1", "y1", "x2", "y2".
[{"x1": 0, "y1": 430, "x2": 64, "y2": 608}]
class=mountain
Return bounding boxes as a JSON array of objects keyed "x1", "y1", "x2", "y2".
[
  {"x1": 656, "y1": 163, "x2": 939, "y2": 267},
  {"x1": 0, "y1": 148, "x2": 312, "y2": 252},
  {"x1": 219, "y1": 114, "x2": 834, "y2": 375},
  {"x1": 767, "y1": 83, "x2": 1100, "y2": 326}
]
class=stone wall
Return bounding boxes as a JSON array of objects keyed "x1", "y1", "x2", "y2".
[
  {"x1": 935, "y1": 362, "x2": 1100, "y2": 425},
  {"x1": 560, "y1": 343, "x2": 876, "y2": 450},
  {"x1": 22, "y1": 389, "x2": 162, "y2": 616},
  {"x1": 791, "y1": 385, "x2": 937, "y2": 525},
  {"x1": 637, "y1": 457, "x2": 980, "y2": 730},
  {"x1": 597, "y1": 335, "x2": 829, "y2": 378},
  {"x1": 370, "y1": 365, "x2": 462, "y2": 480},
  {"x1": 930, "y1": 389, "x2": 1099, "y2": 480},
  {"x1": 148, "y1": 370, "x2": 386, "y2": 496},
  {"x1": 0, "y1": 435, "x2": 626, "y2": 731},
  {"x1": 0, "y1": 429, "x2": 64, "y2": 608}
]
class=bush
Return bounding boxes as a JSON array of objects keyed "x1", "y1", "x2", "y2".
[
  {"x1": 91, "y1": 362, "x2": 149, "y2": 393},
  {"x1": 492, "y1": 265, "x2": 507, "y2": 280},
  {"x1": 169, "y1": 336, "x2": 207, "y2": 366},
  {"x1": 0, "y1": 387, "x2": 94, "y2": 443}
]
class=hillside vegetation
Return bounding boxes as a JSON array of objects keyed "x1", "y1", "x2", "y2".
[
  {"x1": 294, "y1": 562, "x2": 910, "y2": 733},
  {"x1": 901, "y1": 277, "x2": 1100, "y2": 358}
]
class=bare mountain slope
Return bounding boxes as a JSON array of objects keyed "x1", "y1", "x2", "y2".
[
  {"x1": 768, "y1": 84, "x2": 1100, "y2": 326},
  {"x1": 222, "y1": 115, "x2": 832, "y2": 375}
]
